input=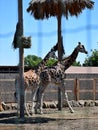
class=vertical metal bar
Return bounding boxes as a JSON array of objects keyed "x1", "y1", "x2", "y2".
[
  {"x1": 93, "y1": 79, "x2": 96, "y2": 101},
  {"x1": 86, "y1": 10, "x2": 92, "y2": 55},
  {"x1": 38, "y1": 21, "x2": 42, "y2": 56},
  {"x1": 18, "y1": 0, "x2": 25, "y2": 118}
]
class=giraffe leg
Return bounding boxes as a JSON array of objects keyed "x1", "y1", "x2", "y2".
[
  {"x1": 24, "y1": 91, "x2": 31, "y2": 116},
  {"x1": 31, "y1": 91, "x2": 35, "y2": 114},
  {"x1": 16, "y1": 90, "x2": 31, "y2": 117},
  {"x1": 64, "y1": 92, "x2": 74, "y2": 113},
  {"x1": 25, "y1": 103, "x2": 31, "y2": 116},
  {"x1": 15, "y1": 78, "x2": 29, "y2": 116},
  {"x1": 17, "y1": 91, "x2": 20, "y2": 116},
  {"x1": 30, "y1": 88, "x2": 38, "y2": 115},
  {"x1": 34, "y1": 88, "x2": 40, "y2": 114},
  {"x1": 35, "y1": 87, "x2": 44, "y2": 114},
  {"x1": 40, "y1": 93, "x2": 44, "y2": 114},
  {"x1": 60, "y1": 83, "x2": 74, "y2": 113}
]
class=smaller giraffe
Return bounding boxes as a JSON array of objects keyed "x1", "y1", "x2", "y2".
[
  {"x1": 35, "y1": 42, "x2": 88, "y2": 114},
  {"x1": 14, "y1": 43, "x2": 58, "y2": 116}
]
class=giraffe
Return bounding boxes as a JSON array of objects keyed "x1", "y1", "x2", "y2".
[
  {"x1": 35, "y1": 42, "x2": 88, "y2": 114},
  {"x1": 14, "y1": 43, "x2": 58, "y2": 116}
]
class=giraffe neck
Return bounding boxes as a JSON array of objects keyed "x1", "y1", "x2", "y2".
[
  {"x1": 36, "y1": 44, "x2": 58, "y2": 73},
  {"x1": 37, "y1": 51, "x2": 52, "y2": 71},
  {"x1": 62, "y1": 48, "x2": 78, "y2": 71}
]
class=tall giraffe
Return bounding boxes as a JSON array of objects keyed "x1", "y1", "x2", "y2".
[
  {"x1": 35, "y1": 42, "x2": 88, "y2": 114},
  {"x1": 15, "y1": 43, "x2": 58, "y2": 116}
]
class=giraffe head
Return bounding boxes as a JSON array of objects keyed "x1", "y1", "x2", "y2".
[
  {"x1": 76, "y1": 42, "x2": 88, "y2": 54},
  {"x1": 48, "y1": 50, "x2": 58, "y2": 59}
]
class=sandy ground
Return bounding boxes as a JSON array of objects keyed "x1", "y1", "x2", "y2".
[{"x1": 0, "y1": 107, "x2": 98, "y2": 130}]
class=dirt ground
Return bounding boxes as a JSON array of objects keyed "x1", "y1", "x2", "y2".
[{"x1": 0, "y1": 107, "x2": 98, "y2": 130}]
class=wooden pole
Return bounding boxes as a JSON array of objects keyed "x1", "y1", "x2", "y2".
[
  {"x1": 57, "y1": 13, "x2": 62, "y2": 111},
  {"x1": 77, "y1": 79, "x2": 80, "y2": 101},
  {"x1": 74, "y1": 78, "x2": 78, "y2": 101},
  {"x1": 18, "y1": 0, "x2": 25, "y2": 118}
]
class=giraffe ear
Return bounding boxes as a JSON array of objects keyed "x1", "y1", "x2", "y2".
[{"x1": 78, "y1": 42, "x2": 81, "y2": 45}]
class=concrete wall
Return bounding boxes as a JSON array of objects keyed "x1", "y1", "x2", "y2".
[
  {"x1": 66, "y1": 73, "x2": 98, "y2": 100},
  {"x1": 0, "y1": 73, "x2": 18, "y2": 103},
  {"x1": 0, "y1": 73, "x2": 98, "y2": 103}
]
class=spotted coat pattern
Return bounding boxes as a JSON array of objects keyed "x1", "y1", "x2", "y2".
[{"x1": 35, "y1": 42, "x2": 88, "y2": 114}]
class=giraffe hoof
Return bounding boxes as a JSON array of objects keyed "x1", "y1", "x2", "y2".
[
  {"x1": 70, "y1": 109, "x2": 74, "y2": 113},
  {"x1": 39, "y1": 111, "x2": 43, "y2": 114},
  {"x1": 35, "y1": 109, "x2": 43, "y2": 114}
]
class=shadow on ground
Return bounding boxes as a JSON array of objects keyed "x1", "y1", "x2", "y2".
[
  {"x1": 0, "y1": 112, "x2": 57, "y2": 124},
  {"x1": 0, "y1": 107, "x2": 98, "y2": 124}
]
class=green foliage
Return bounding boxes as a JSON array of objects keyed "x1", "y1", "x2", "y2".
[
  {"x1": 46, "y1": 58, "x2": 57, "y2": 67},
  {"x1": 24, "y1": 54, "x2": 82, "y2": 67},
  {"x1": 72, "y1": 61, "x2": 81, "y2": 66},
  {"x1": 24, "y1": 55, "x2": 57, "y2": 67},
  {"x1": 24, "y1": 55, "x2": 42, "y2": 67},
  {"x1": 83, "y1": 49, "x2": 98, "y2": 66}
]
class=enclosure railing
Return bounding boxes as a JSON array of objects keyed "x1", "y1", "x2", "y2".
[{"x1": 73, "y1": 78, "x2": 98, "y2": 101}]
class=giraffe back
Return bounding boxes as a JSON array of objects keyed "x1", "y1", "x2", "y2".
[{"x1": 24, "y1": 70, "x2": 39, "y2": 90}]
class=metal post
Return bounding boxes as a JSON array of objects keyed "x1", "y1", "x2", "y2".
[{"x1": 18, "y1": 0, "x2": 25, "y2": 118}]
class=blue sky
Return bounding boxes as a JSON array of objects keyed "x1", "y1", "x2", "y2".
[{"x1": 0, "y1": 0, "x2": 97, "y2": 66}]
